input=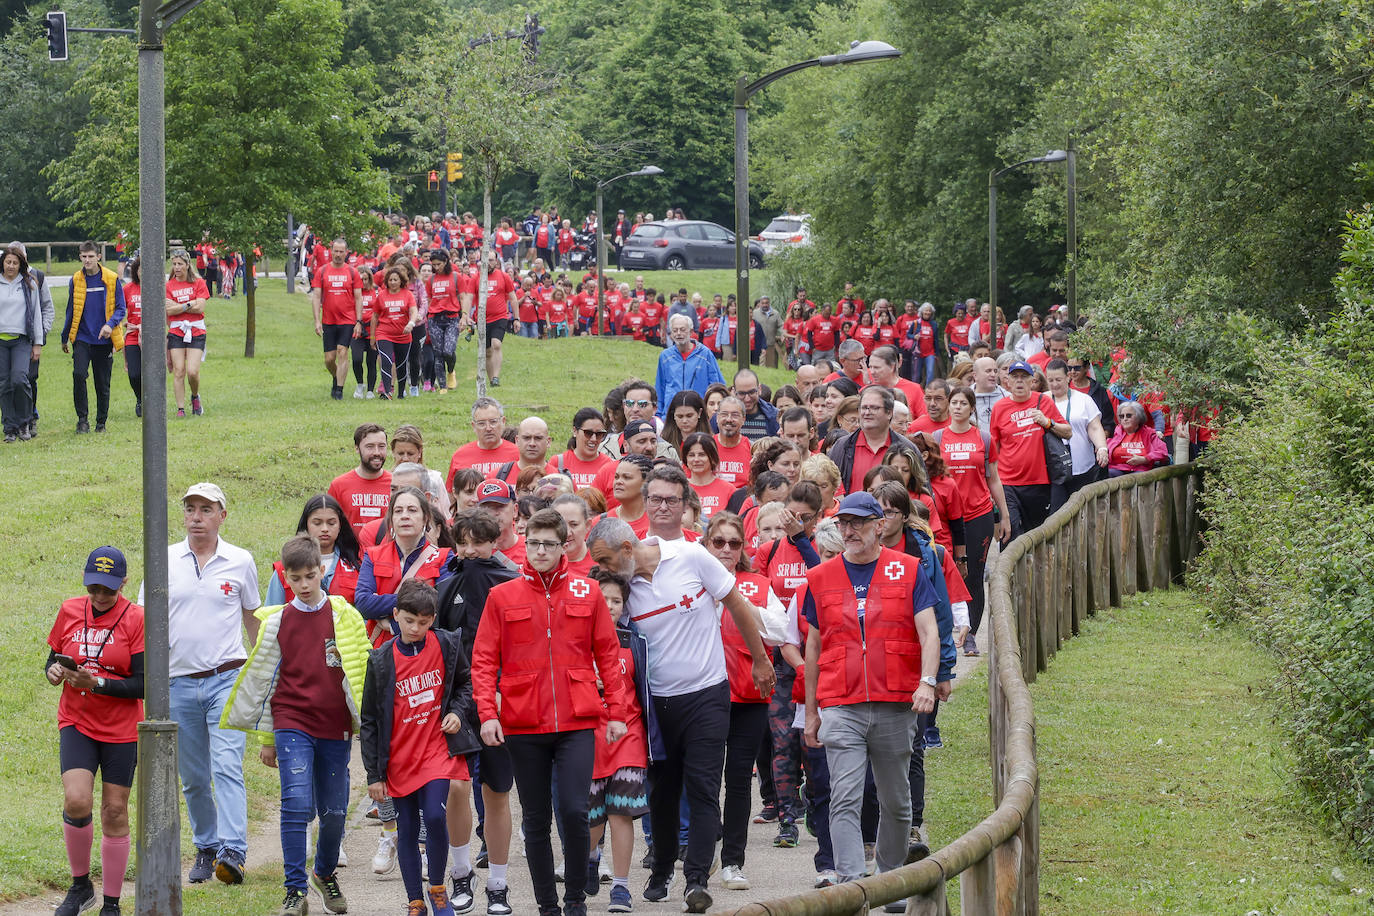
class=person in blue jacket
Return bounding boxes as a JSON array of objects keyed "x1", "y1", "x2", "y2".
[{"x1": 655, "y1": 314, "x2": 724, "y2": 418}]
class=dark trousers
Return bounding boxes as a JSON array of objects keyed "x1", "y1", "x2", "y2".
[
  {"x1": 350, "y1": 338, "x2": 377, "y2": 390},
  {"x1": 907, "y1": 706, "x2": 937, "y2": 829},
  {"x1": 721, "y1": 701, "x2": 769, "y2": 868},
  {"x1": 0, "y1": 336, "x2": 32, "y2": 434},
  {"x1": 649, "y1": 680, "x2": 730, "y2": 887},
  {"x1": 26, "y1": 354, "x2": 40, "y2": 422},
  {"x1": 755, "y1": 719, "x2": 775, "y2": 809},
  {"x1": 1004, "y1": 483, "x2": 1052, "y2": 540},
  {"x1": 768, "y1": 662, "x2": 803, "y2": 822},
  {"x1": 1053, "y1": 465, "x2": 1101, "y2": 514},
  {"x1": 962, "y1": 510, "x2": 995, "y2": 634},
  {"x1": 507, "y1": 729, "x2": 595, "y2": 912},
  {"x1": 71, "y1": 339, "x2": 113, "y2": 423},
  {"x1": 395, "y1": 779, "x2": 450, "y2": 903},
  {"x1": 124, "y1": 344, "x2": 142, "y2": 405},
  {"x1": 802, "y1": 742, "x2": 835, "y2": 871},
  {"x1": 376, "y1": 340, "x2": 410, "y2": 397}
]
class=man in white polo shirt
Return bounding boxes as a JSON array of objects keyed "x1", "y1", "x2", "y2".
[
  {"x1": 585, "y1": 518, "x2": 775, "y2": 915},
  {"x1": 143, "y1": 482, "x2": 261, "y2": 886}
]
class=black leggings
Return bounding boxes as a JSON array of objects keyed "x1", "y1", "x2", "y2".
[
  {"x1": 376, "y1": 340, "x2": 410, "y2": 397},
  {"x1": 124, "y1": 344, "x2": 142, "y2": 404},
  {"x1": 408, "y1": 325, "x2": 426, "y2": 390},
  {"x1": 507, "y1": 730, "x2": 594, "y2": 911},
  {"x1": 962, "y1": 510, "x2": 995, "y2": 635},
  {"x1": 351, "y1": 338, "x2": 376, "y2": 390},
  {"x1": 394, "y1": 778, "x2": 450, "y2": 902},
  {"x1": 721, "y1": 701, "x2": 769, "y2": 867}
]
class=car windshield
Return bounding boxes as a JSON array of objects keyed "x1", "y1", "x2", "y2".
[{"x1": 764, "y1": 218, "x2": 803, "y2": 234}]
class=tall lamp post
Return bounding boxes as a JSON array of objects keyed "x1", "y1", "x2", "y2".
[
  {"x1": 735, "y1": 39, "x2": 901, "y2": 374},
  {"x1": 596, "y1": 166, "x2": 664, "y2": 336},
  {"x1": 1065, "y1": 138, "x2": 1077, "y2": 326},
  {"x1": 988, "y1": 148, "x2": 1067, "y2": 349}
]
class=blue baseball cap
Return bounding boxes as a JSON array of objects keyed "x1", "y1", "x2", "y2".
[
  {"x1": 835, "y1": 492, "x2": 884, "y2": 521},
  {"x1": 84, "y1": 546, "x2": 127, "y2": 590},
  {"x1": 1007, "y1": 360, "x2": 1037, "y2": 376}
]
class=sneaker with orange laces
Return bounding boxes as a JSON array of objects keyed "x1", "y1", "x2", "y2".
[
  {"x1": 407, "y1": 900, "x2": 428, "y2": 916},
  {"x1": 429, "y1": 884, "x2": 455, "y2": 916}
]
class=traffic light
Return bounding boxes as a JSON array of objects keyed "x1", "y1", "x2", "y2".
[
  {"x1": 427, "y1": 170, "x2": 438, "y2": 191},
  {"x1": 45, "y1": 11, "x2": 67, "y2": 61},
  {"x1": 446, "y1": 151, "x2": 463, "y2": 182}
]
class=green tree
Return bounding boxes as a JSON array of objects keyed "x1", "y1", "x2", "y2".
[
  {"x1": 47, "y1": 0, "x2": 388, "y2": 356},
  {"x1": 394, "y1": 9, "x2": 574, "y2": 394}
]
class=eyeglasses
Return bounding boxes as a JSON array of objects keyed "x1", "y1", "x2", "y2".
[
  {"x1": 835, "y1": 517, "x2": 876, "y2": 529},
  {"x1": 578, "y1": 428, "x2": 608, "y2": 438},
  {"x1": 1066, "y1": 364, "x2": 1086, "y2": 371},
  {"x1": 526, "y1": 539, "x2": 564, "y2": 553},
  {"x1": 735, "y1": 388, "x2": 759, "y2": 398},
  {"x1": 710, "y1": 537, "x2": 744, "y2": 549},
  {"x1": 473, "y1": 418, "x2": 502, "y2": 428},
  {"x1": 624, "y1": 399, "x2": 652, "y2": 409},
  {"x1": 646, "y1": 495, "x2": 683, "y2": 507},
  {"x1": 859, "y1": 405, "x2": 888, "y2": 413},
  {"x1": 883, "y1": 508, "x2": 904, "y2": 518}
]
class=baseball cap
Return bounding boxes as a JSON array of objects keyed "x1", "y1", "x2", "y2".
[
  {"x1": 84, "y1": 546, "x2": 127, "y2": 590},
  {"x1": 476, "y1": 480, "x2": 515, "y2": 505},
  {"x1": 1007, "y1": 360, "x2": 1037, "y2": 376},
  {"x1": 623, "y1": 419, "x2": 657, "y2": 440},
  {"x1": 835, "y1": 492, "x2": 884, "y2": 520},
  {"x1": 183, "y1": 482, "x2": 226, "y2": 508}
]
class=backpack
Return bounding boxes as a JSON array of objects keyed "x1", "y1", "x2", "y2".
[{"x1": 909, "y1": 530, "x2": 952, "y2": 626}]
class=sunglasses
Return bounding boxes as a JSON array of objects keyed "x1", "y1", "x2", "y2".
[
  {"x1": 624, "y1": 399, "x2": 652, "y2": 409},
  {"x1": 710, "y1": 536, "x2": 744, "y2": 549},
  {"x1": 578, "y1": 428, "x2": 608, "y2": 438}
]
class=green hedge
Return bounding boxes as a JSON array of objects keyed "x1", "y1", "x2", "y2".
[{"x1": 1196, "y1": 207, "x2": 1374, "y2": 858}]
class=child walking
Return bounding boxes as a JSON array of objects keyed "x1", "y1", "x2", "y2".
[
  {"x1": 221, "y1": 535, "x2": 371, "y2": 915},
  {"x1": 361, "y1": 579, "x2": 480, "y2": 916}
]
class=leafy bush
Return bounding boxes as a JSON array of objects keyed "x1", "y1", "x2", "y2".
[{"x1": 1197, "y1": 207, "x2": 1374, "y2": 858}]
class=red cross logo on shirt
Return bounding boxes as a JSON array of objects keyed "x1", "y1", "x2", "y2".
[
  {"x1": 738, "y1": 581, "x2": 758, "y2": 599},
  {"x1": 220, "y1": 581, "x2": 235, "y2": 596},
  {"x1": 569, "y1": 579, "x2": 590, "y2": 598},
  {"x1": 678, "y1": 594, "x2": 695, "y2": 609},
  {"x1": 883, "y1": 561, "x2": 905, "y2": 581}
]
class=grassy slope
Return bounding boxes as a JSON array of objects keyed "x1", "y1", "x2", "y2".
[{"x1": 0, "y1": 276, "x2": 793, "y2": 900}]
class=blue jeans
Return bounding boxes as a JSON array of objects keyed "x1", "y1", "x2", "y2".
[
  {"x1": 918, "y1": 354, "x2": 937, "y2": 387},
  {"x1": 519, "y1": 321, "x2": 540, "y2": 338},
  {"x1": 275, "y1": 729, "x2": 351, "y2": 890},
  {"x1": 170, "y1": 670, "x2": 248, "y2": 855}
]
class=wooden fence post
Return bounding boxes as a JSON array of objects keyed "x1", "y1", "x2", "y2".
[
  {"x1": 1037, "y1": 540, "x2": 1055, "y2": 671},
  {"x1": 1135, "y1": 482, "x2": 1155, "y2": 592},
  {"x1": 1017, "y1": 552, "x2": 1036, "y2": 683},
  {"x1": 1107, "y1": 489, "x2": 1123, "y2": 607},
  {"x1": 1120, "y1": 486, "x2": 1138, "y2": 597}
]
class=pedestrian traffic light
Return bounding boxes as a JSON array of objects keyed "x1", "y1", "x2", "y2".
[
  {"x1": 447, "y1": 152, "x2": 463, "y2": 182},
  {"x1": 45, "y1": 11, "x2": 67, "y2": 61},
  {"x1": 428, "y1": 170, "x2": 438, "y2": 191}
]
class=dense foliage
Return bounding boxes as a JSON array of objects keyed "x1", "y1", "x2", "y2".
[{"x1": 1196, "y1": 208, "x2": 1374, "y2": 859}]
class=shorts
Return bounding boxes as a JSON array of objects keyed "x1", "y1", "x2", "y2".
[
  {"x1": 323, "y1": 323, "x2": 354, "y2": 351},
  {"x1": 466, "y1": 742, "x2": 515, "y2": 793},
  {"x1": 484, "y1": 321, "x2": 506, "y2": 344},
  {"x1": 587, "y1": 767, "x2": 649, "y2": 826},
  {"x1": 167, "y1": 333, "x2": 206, "y2": 351},
  {"x1": 60, "y1": 725, "x2": 137, "y2": 787}
]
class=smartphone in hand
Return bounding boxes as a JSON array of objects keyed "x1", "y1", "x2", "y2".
[{"x1": 54, "y1": 653, "x2": 79, "y2": 670}]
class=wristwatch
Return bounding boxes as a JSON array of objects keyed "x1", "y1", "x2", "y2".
[
  {"x1": 920, "y1": 676, "x2": 938, "y2": 689},
  {"x1": 96, "y1": 677, "x2": 107, "y2": 691}
]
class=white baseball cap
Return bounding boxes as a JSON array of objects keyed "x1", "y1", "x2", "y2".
[{"x1": 183, "y1": 482, "x2": 226, "y2": 509}]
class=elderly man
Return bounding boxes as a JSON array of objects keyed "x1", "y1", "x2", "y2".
[
  {"x1": 752, "y1": 295, "x2": 785, "y2": 369},
  {"x1": 827, "y1": 386, "x2": 920, "y2": 493},
  {"x1": 1003, "y1": 305, "x2": 1034, "y2": 354},
  {"x1": 801, "y1": 492, "x2": 942, "y2": 889},
  {"x1": 656, "y1": 313, "x2": 724, "y2": 416},
  {"x1": 825, "y1": 340, "x2": 869, "y2": 387},
  {"x1": 971, "y1": 356, "x2": 1006, "y2": 436},
  {"x1": 585, "y1": 518, "x2": 775, "y2": 914},
  {"x1": 143, "y1": 483, "x2": 261, "y2": 885},
  {"x1": 794, "y1": 363, "x2": 822, "y2": 401},
  {"x1": 447, "y1": 396, "x2": 520, "y2": 487}
]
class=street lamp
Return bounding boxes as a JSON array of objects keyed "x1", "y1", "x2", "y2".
[
  {"x1": 596, "y1": 165, "x2": 664, "y2": 336},
  {"x1": 735, "y1": 39, "x2": 901, "y2": 374},
  {"x1": 988, "y1": 149, "x2": 1067, "y2": 349}
]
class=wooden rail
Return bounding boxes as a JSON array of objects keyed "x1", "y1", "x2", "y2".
[{"x1": 720, "y1": 462, "x2": 1204, "y2": 916}]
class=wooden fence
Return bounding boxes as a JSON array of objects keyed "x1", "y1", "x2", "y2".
[{"x1": 721, "y1": 461, "x2": 1204, "y2": 916}]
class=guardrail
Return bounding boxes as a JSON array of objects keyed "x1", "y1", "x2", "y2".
[{"x1": 722, "y1": 462, "x2": 1204, "y2": 916}]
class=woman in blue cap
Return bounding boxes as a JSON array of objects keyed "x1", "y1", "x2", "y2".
[{"x1": 44, "y1": 546, "x2": 145, "y2": 916}]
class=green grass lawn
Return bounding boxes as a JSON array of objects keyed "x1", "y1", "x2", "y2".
[
  {"x1": 1032, "y1": 591, "x2": 1374, "y2": 914},
  {"x1": 0, "y1": 276, "x2": 794, "y2": 901}
]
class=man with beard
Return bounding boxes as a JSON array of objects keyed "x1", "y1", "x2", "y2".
[{"x1": 328, "y1": 422, "x2": 392, "y2": 534}]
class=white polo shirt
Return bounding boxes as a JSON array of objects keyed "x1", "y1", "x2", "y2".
[
  {"x1": 139, "y1": 538, "x2": 261, "y2": 678},
  {"x1": 627, "y1": 536, "x2": 735, "y2": 697}
]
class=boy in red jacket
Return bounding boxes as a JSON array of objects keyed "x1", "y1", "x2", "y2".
[{"x1": 471, "y1": 508, "x2": 632, "y2": 916}]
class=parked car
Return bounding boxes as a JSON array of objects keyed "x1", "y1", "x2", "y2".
[
  {"x1": 620, "y1": 220, "x2": 765, "y2": 271},
  {"x1": 756, "y1": 213, "x2": 812, "y2": 256}
]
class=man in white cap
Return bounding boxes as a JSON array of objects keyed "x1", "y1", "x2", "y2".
[{"x1": 142, "y1": 482, "x2": 261, "y2": 886}]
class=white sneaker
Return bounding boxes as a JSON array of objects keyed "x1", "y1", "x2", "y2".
[
  {"x1": 599, "y1": 857, "x2": 612, "y2": 882},
  {"x1": 353, "y1": 384, "x2": 365, "y2": 399},
  {"x1": 337, "y1": 845, "x2": 348, "y2": 868},
  {"x1": 719, "y1": 865, "x2": 749, "y2": 890},
  {"x1": 372, "y1": 832, "x2": 397, "y2": 874},
  {"x1": 365, "y1": 390, "x2": 375, "y2": 399},
  {"x1": 814, "y1": 870, "x2": 838, "y2": 888}
]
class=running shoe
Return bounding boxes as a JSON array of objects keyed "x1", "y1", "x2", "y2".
[
  {"x1": 719, "y1": 866, "x2": 749, "y2": 890},
  {"x1": 373, "y1": 832, "x2": 398, "y2": 874},
  {"x1": 428, "y1": 885, "x2": 454, "y2": 916},
  {"x1": 53, "y1": 878, "x2": 94, "y2": 916},
  {"x1": 190, "y1": 395, "x2": 203, "y2": 416},
  {"x1": 683, "y1": 884, "x2": 712, "y2": 914},
  {"x1": 608, "y1": 885, "x2": 633, "y2": 913},
  {"x1": 752, "y1": 805, "x2": 778, "y2": 824},
  {"x1": 188, "y1": 847, "x2": 216, "y2": 883},
  {"x1": 214, "y1": 848, "x2": 245, "y2": 884},
  {"x1": 309, "y1": 870, "x2": 347, "y2": 914},
  {"x1": 278, "y1": 888, "x2": 308, "y2": 916}
]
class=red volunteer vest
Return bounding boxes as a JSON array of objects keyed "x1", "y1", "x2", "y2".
[
  {"x1": 721, "y1": 571, "x2": 771, "y2": 704},
  {"x1": 807, "y1": 548, "x2": 923, "y2": 708}
]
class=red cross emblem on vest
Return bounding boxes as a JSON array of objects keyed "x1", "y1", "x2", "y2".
[
  {"x1": 220, "y1": 581, "x2": 235, "y2": 596},
  {"x1": 883, "y1": 561, "x2": 905, "y2": 581},
  {"x1": 569, "y1": 579, "x2": 590, "y2": 598},
  {"x1": 737, "y1": 580, "x2": 758, "y2": 599}
]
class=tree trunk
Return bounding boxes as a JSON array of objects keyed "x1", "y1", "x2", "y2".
[
  {"x1": 475, "y1": 179, "x2": 491, "y2": 396},
  {"x1": 244, "y1": 251, "x2": 256, "y2": 358}
]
